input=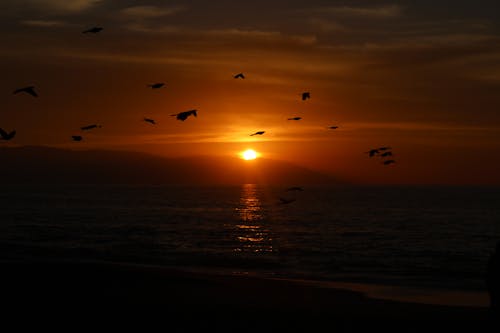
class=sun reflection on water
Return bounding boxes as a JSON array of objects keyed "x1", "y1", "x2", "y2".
[{"x1": 234, "y1": 184, "x2": 273, "y2": 253}]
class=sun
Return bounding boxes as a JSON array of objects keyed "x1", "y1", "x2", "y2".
[{"x1": 241, "y1": 149, "x2": 258, "y2": 160}]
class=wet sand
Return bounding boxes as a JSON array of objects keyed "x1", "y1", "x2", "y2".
[{"x1": 1, "y1": 261, "x2": 493, "y2": 331}]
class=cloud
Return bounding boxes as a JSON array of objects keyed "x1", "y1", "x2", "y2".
[
  {"x1": 119, "y1": 5, "x2": 185, "y2": 20},
  {"x1": 318, "y1": 4, "x2": 403, "y2": 19},
  {"x1": 20, "y1": 19, "x2": 67, "y2": 27},
  {"x1": 26, "y1": 0, "x2": 102, "y2": 12}
]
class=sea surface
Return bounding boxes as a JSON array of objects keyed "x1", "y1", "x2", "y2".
[{"x1": 1, "y1": 184, "x2": 499, "y2": 292}]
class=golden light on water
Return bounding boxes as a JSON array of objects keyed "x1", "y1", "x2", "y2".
[
  {"x1": 233, "y1": 184, "x2": 273, "y2": 253},
  {"x1": 242, "y1": 149, "x2": 258, "y2": 160}
]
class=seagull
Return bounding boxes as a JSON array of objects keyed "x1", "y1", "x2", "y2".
[
  {"x1": 380, "y1": 151, "x2": 393, "y2": 157},
  {"x1": 171, "y1": 109, "x2": 197, "y2": 121},
  {"x1": 144, "y1": 118, "x2": 156, "y2": 125},
  {"x1": 71, "y1": 135, "x2": 83, "y2": 141},
  {"x1": 0, "y1": 128, "x2": 16, "y2": 140},
  {"x1": 328, "y1": 126, "x2": 339, "y2": 129},
  {"x1": 83, "y1": 27, "x2": 103, "y2": 34},
  {"x1": 148, "y1": 83, "x2": 165, "y2": 89},
  {"x1": 383, "y1": 160, "x2": 396, "y2": 165},
  {"x1": 302, "y1": 92, "x2": 310, "y2": 100},
  {"x1": 250, "y1": 131, "x2": 265, "y2": 136},
  {"x1": 286, "y1": 187, "x2": 304, "y2": 192},
  {"x1": 279, "y1": 197, "x2": 296, "y2": 205},
  {"x1": 13, "y1": 86, "x2": 38, "y2": 97},
  {"x1": 288, "y1": 117, "x2": 302, "y2": 121},
  {"x1": 234, "y1": 73, "x2": 245, "y2": 79},
  {"x1": 81, "y1": 124, "x2": 102, "y2": 131},
  {"x1": 365, "y1": 149, "x2": 379, "y2": 157}
]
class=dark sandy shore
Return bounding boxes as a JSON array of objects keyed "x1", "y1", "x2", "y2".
[{"x1": 1, "y1": 261, "x2": 494, "y2": 332}]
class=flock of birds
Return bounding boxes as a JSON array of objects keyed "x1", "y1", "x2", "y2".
[{"x1": 2, "y1": 26, "x2": 396, "y2": 199}]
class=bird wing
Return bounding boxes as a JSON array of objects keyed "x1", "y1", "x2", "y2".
[
  {"x1": 0, "y1": 128, "x2": 7, "y2": 138},
  {"x1": 26, "y1": 87, "x2": 37, "y2": 97}
]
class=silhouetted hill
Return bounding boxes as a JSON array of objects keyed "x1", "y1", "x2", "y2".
[{"x1": 0, "y1": 146, "x2": 340, "y2": 185}]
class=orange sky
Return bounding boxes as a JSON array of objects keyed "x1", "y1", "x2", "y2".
[{"x1": 1, "y1": 0, "x2": 500, "y2": 184}]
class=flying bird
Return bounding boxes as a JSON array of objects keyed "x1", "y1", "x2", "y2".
[
  {"x1": 0, "y1": 128, "x2": 16, "y2": 140},
  {"x1": 250, "y1": 131, "x2": 265, "y2": 136},
  {"x1": 286, "y1": 187, "x2": 304, "y2": 192},
  {"x1": 83, "y1": 27, "x2": 103, "y2": 34},
  {"x1": 302, "y1": 92, "x2": 310, "y2": 100},
  {"x1": 278, "y1": 197, "x2": 296, "y2": 205},
  {"x1": 71, "y1": 135, "x2": 83, "y2": 141},
  {"x1": 383, "y1": 160, "x2": 396, "y2": 165},
  {"x1": 288, "y1": 117, "x2": 302, "y2": 121},
  {"x1": 234, "y1": 73, "x2": 245, "y2": 79},
  {"x1": 148, "y1": 83, "x2": 165, "y2": 89},
  {"x1": 380, "y1": 151, "x2": 393, "y2": 157},
  {"x1": 81, "y1": 124, "x2": 102, "y2": 131},
  {"x1": 13, "y1": 86, "x2": 38, "y2": 97},
  {"x1": 171, "y1": 109, "x2": 197, "y2": 121},
  {"x1": 144, "y1": 118, "x2": 156, "y2": 125},
  {"x1": 328, "y1": 126, "x2": 339, "y2": 129},
  {"x1": 365, "y1": 149, "x2": 379, "y2": 157}
]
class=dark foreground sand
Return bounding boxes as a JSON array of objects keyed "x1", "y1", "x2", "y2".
[{"x1": 1, "y1": 261, "x2": 495, "y2": 332}]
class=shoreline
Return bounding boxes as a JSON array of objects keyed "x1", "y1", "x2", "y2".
[{"x1": 2, "y1": 260, "x2": 491, "y2": 327}]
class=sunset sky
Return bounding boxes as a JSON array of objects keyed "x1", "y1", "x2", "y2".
[{"x1": 1, "y1": 0, "x2": 500, "y2": 184}]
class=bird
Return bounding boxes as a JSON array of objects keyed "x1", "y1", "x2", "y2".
[
  {"x1": 383, "y1": 160, "x2": 396, "y2": 165},
  {"x1": 380, "y1": 151, "x2": 393, "y2": 157},
  {"x1": 144, "y1": 118, "x2": 156, "y2": 125},
  {"x1": 71, "y1": 135, "x2": 83, "y2": 141},
  {"x1": 250, "y1": 131, "x2": 265, "y2": 136},
  {"x1": 83, "y1": 27, "x2": 103, "y2": 34},
  {"x1": 171, "y1": 109, "x2": 197, "y2": 121},
  {"x1": 328, "y1": 126, "x2": 339, "y2": 129},
  {"x1": 302, "y1": 92, "x2": 310, "y2": 100},
  {"x1": 365, "y1": 149, "x2": 379, "y2": 157},
  {"x1": 81, "y1": 124, "x2": 102, "y2": 131},
  {"x1": 288, "y1": 117, "x2": 302, "y2": 121},
  {"x1": 378, "y1": 146, "x2": 391, "y2": 151},
  {"x1": 234, "y1": 73, "x2": 245, "y2": 79},
  {"x1": 0, "y1": 128, "x2": 16, "y2": 140},
  {"x1": 278, "y1": 197, "x2": 296, "y2": 205},
  {"x1": 286, "y1": 187, "x2": 304, "y2": 192},
  {"x1": 148, "y1": 83, "x2": 165, "y2": 89},
  {"x1": 13, "y1": 86, "x2": 38, "y2": 97}
]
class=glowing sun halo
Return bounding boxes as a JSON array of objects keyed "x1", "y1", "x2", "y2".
[{"x1": 242, "y1": 149, "x2": 258, "y2": 160}]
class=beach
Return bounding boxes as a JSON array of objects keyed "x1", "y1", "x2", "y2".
[{"x1": 2, "y1": 261, "x2": 492, "y2": 332}]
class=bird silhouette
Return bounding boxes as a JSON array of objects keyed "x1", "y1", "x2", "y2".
[
  {"x1": 302, "y1": 92, "x2": 310, "y2": 100},
  {"x1": 81, "y1": 124, "x2": 102, "y2": 131},
  {"x1": 250, "y1": 131, "x2": 265, "y2": 136},
  {"x1": 279, "y1": 197, "x2": 296, "y2": 205},
  {"x1": 83, "y1": 27, "x2": 103, "y2": 33},
  {"x1": 171, "y1": 109, "x2": 197, "y2": 121},
  {"x1": 13, "y1": 86, "x2": 38, "y2": 97},
  {"x1": 148, "y1": 83, "x2": 165, "y2": 89},
  {"x1": 380, "y1": 151, "x2": 393, "y2": 157},
  {"x1": 365, "y1": 149, "x2": 379, "y2": 157},
  {"x1": 234, "y1": 73, "x2": 245, "y2": 79},
  {"x1": 144, "y1": 118, "x2": 156, "y2": 125},
  {"x1": 288, "y1": 117, "x2": 302, "y2": 121},
  {"x1": 286, "y1": 187, "x2": 304, "y2": 192},
  {"x1": 383, "y1": 160, "x2": 396, "y2": 165},
  {"x1": 0, "y1": 128, "x2": 16, "y2": 140},
  {"x1": 328, "y1": 126, "x2": 339, "y2": 129},
  {"x1": 71, "y1": 135, "x2": 83, "y2": 141}
]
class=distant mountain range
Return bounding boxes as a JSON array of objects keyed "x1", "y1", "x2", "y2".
[{"x1": 0, "y1": 146, "x2": 339, "y2": 185}]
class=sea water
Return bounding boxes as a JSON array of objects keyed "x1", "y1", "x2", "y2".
[{"x1": 1, "y1": 184, "x2": 499, "y2": 292}]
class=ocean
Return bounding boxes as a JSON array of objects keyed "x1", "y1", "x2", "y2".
[{"x1": 1, "y1": 184, "x2": 499, "y2": 293}]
